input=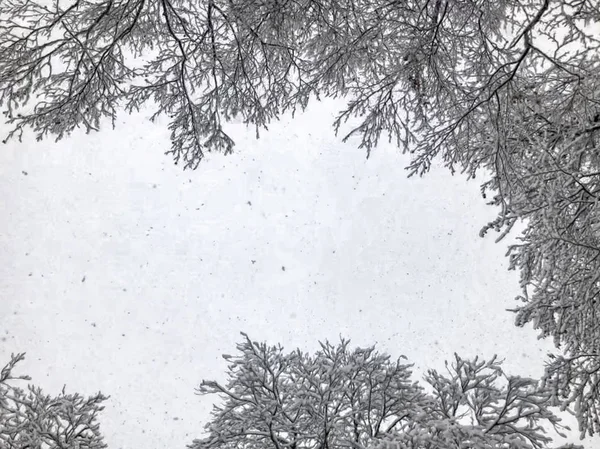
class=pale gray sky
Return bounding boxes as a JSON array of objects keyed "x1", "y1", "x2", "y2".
[{"x1": 1, "y1": 98, "x2": 595, "y2": 448}]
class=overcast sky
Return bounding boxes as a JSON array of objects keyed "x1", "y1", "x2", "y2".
[{"x1": 1, "y1": 98, "x2": 596, "y2": 449}]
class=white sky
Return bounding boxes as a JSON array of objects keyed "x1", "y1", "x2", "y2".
[{"x1": 1, "y1": 98, "x2": 597, "y2": 448}]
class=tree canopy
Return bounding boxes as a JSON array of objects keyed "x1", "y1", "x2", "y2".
[
  {"x1": 0, "y1": 339, "x2": 586, "y2": 449},
  {"x1": 0, "y1": 353, "x2": 108, "y2": 449},
  {"x1": 192, "y1": 334, "x2": 582, "y2": 449},
  {"x1": 1, "y1": 0, "x2": 599, "y2": 438}
]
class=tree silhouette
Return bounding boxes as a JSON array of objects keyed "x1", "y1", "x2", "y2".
[
  {"x1": 0, "y1": 353, "x2": 108, "y2": 449},
  {"x1": 1, "y1": 0, "x2": 599, "y2": 436},
  {"x1": 190, "y1": 334, "x2": 582, "y2": 449}
]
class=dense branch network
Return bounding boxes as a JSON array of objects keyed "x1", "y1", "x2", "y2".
[
  {"x1": 1, "y1": 0, "x2": 600, "y2": 438},
  {"x1": 0, "y1": 353, "x2": 109, "y2": 449},
  {"x1": 192, "y1": 334, "x2": 581, "y2": 449}
]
